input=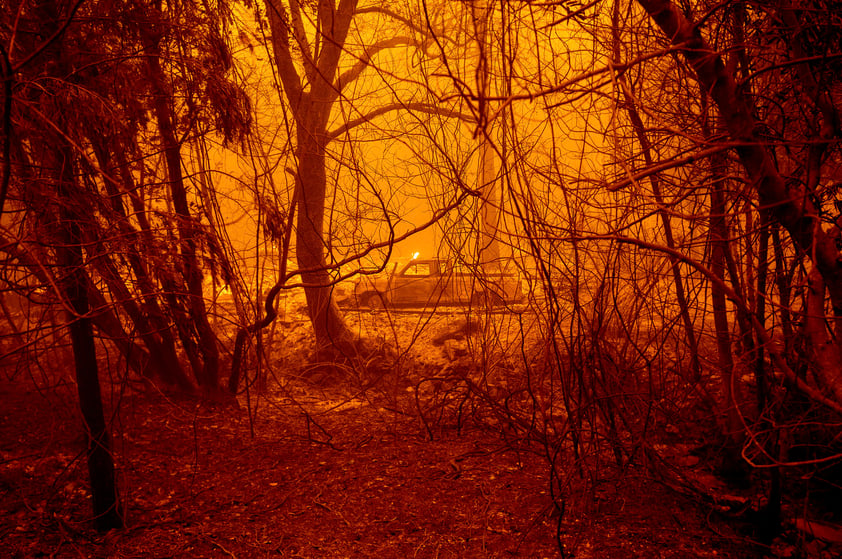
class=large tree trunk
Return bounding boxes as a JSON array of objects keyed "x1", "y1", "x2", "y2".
[
  {"x1": 472, "y1": 0, "x2": 502, "y2": 268},
  {"x1": 708, "y1": 160, "x2": 746, "y2": 475},
  {"x1": 52, "y1": 145, "x2": 123, "y2": 531},
  {"x1": 62, "y1": 245, "x2": 123, "y2": 531},
  {"x1": 265, "y1": 0, "x2": 359, "y2": 355},
  {"x1": 296, "y1": 122, "x2": 356, "y2": 355},
  {"x1": 635, "y1": 0, "x2": 842, "y2": 320},
  {"x1": 636, "y1": 0, "x2": 842, "y2": 408}
]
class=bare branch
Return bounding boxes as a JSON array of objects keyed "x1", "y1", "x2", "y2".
[
  {"x1": 356, "y1": 5, "x2": 431, "y2": 38},
  {"x1": 580, "y1": 233, "x2": 842, "y2": 414},
  {"x1": 315, "y1": 0, "x2": 359, "y2": 94},
  {"x1": 438, "y1": 46, "x2": 674, "y2": 105},
  {"x1": 265, "y1": 0, "x2": 304, "y2": 104},
  {"x1": 636, "y1": 0, "x2": 842, "y2": 315},
  {"x1": 288, "y1": 0, "x2": 316, "y2": 85},
  {"x1": 606, "y1": 144, "x2": 732, "y2": 192},
  {"x1": 326, "y1": 101, "x2": 474, "y2": 141},
  {"x1": 335, "y1": 36, "x2": 420, "y2": 90},
  {"x1": 10, "y1": 0, "x2": 85, "y2": 72}
]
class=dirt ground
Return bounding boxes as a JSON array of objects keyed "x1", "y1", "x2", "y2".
[
  {"x1": 0, "y1": 305, "x2": 809, "y2": 558},
  {"x1": 1, "y1": 383, "x2": 761, "y2": 558}
]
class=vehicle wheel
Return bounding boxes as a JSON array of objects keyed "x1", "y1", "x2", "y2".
[
  {"x1": 472, "y1": 291, "x2": 503, "y2": 308},
  {"x1": 471, "y1": 292, "x2": 487, "y2": 307},
  {"x1": 360, "y1": 292, "x2": 386, "y2": 310}
]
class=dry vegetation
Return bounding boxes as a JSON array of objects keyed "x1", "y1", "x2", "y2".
[
  {"x1": 2, "y1": 301, "x2": 779, "y2": 558},
  {"x1": 3, "y1": 0, "x2": 842, "y2": 557}
]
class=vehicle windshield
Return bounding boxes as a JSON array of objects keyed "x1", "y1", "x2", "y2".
[{"x1": 400, "y1": 262, "x2": 433, "y2": 277}]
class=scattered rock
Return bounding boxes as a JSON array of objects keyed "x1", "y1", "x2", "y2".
[{"x1": 431, "y1": 317, "x2": 482, "y2": 346}]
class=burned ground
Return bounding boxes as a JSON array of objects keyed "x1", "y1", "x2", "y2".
[{"x1": 1, "y1": 302, "x2": 820, "y2": 558}]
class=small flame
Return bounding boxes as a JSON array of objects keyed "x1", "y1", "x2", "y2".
[{"x1": 412, "y1": 252, "x2": 420, "y2": 260}]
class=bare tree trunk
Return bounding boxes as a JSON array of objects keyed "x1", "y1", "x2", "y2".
[
  {"x1": 265, "y1": 0, "x2": 358, "y2": 355},
  {"x1": 636, "y1": 0, "x2": 842, "y2": 411},
  {"x1": 63, "y1": 254, "x2": 123, "y2": 531},
  {"x1": 708, "y1": 165, "x2": 745, "y2": 475},
  {"x1": 53, "y1": 147, "x2": 123, "y2": 531},
  {"x1": 772, "y1": 226, "x2": 797, "y2": 367},
  {"x1": 141, "y1": 25, "x2": 220, "y2": 391},
  {"x1": 472, "y1": 0, "x2": 501, "y2": 268},
  {"x1": 295, "y1": 125, "x2": 356, "y2": 354},
  {"x1": 635, "y1": 0, "x2": 842, "y2": 325},
  {"x1": 805, "y1": 268, "x2": 842, "y2": 403},
  {"x1": 754, "y1": 214, "x2": 771, "y2": 417},
  {"x1": 610, "y1": 0, "x2": 701, "y2": 380}
]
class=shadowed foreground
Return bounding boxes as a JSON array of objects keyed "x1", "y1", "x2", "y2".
[{"x1": 2, "y1": 376, "x2": 759, "y2": 558}]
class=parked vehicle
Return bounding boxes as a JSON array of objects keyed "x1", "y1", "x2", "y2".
[{"x1": 353, "y1": 258, "x2": 524, "y2": 309}]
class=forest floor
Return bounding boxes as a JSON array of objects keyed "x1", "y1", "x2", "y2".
[{"x1": 0, "y1": 300, "x2": 821, "y2": 558}]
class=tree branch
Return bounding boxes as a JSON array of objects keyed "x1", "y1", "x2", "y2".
[
  {"x1": 326, "y1": 101, "x2": 473, "y2": 141},
  {"x1": 315, "y1": 0, "x2": 358, "y2": 95},
  {"x1": 636, "y1": 0, "x2": 842, "y2": 317},
  {"x1": 579, "y1": 233, "x2": 842, "y2": 413},
  {"x1": 606, "y1": 144, "x2": 732, "y2": 192},
  {"x1": 10, "y1": 0, "x2": 85, "y2": 73},
  {"x1": 335, "y1": 36, "x2": 419, "y2": 91},
  {"x1": 288, "y1": 0, "x2": 317, "y2": 86},
  {"x1": 356, "y1": 5, "x2": 431, "y2": 38},
  {"x1": 265, "y1": 0, "x2": 304, "y2": 105}
]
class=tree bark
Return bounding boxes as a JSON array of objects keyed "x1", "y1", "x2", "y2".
[
  {"x1": 63, "y1": 250, "x2": 123, "y2": 531},
  {"x1": 636, "y1": 0, "x2": 842, "y2": 409},
  {"x1": 472, "y1": 0, "x2": 502, "y2": 268},
  {"x1": 708, "y1": 158, "x2": 746, "y2": 470},
  {"x1": 54, "y1": 147, "x2": 123, "y2": 531},
  {"x1": 295, "y1": 123, "x2": 356, "y2": 353},
  {"x1": 635, "y1": 0, "x2": 842, "y2": 321},
  {"x1": 266, "y1": 0, "x2": 359, "y2": 354}
]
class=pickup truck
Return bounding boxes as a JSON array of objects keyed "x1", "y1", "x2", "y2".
[{"x1": 352, "y1": 258, "x2": 524, "y2": 309}]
